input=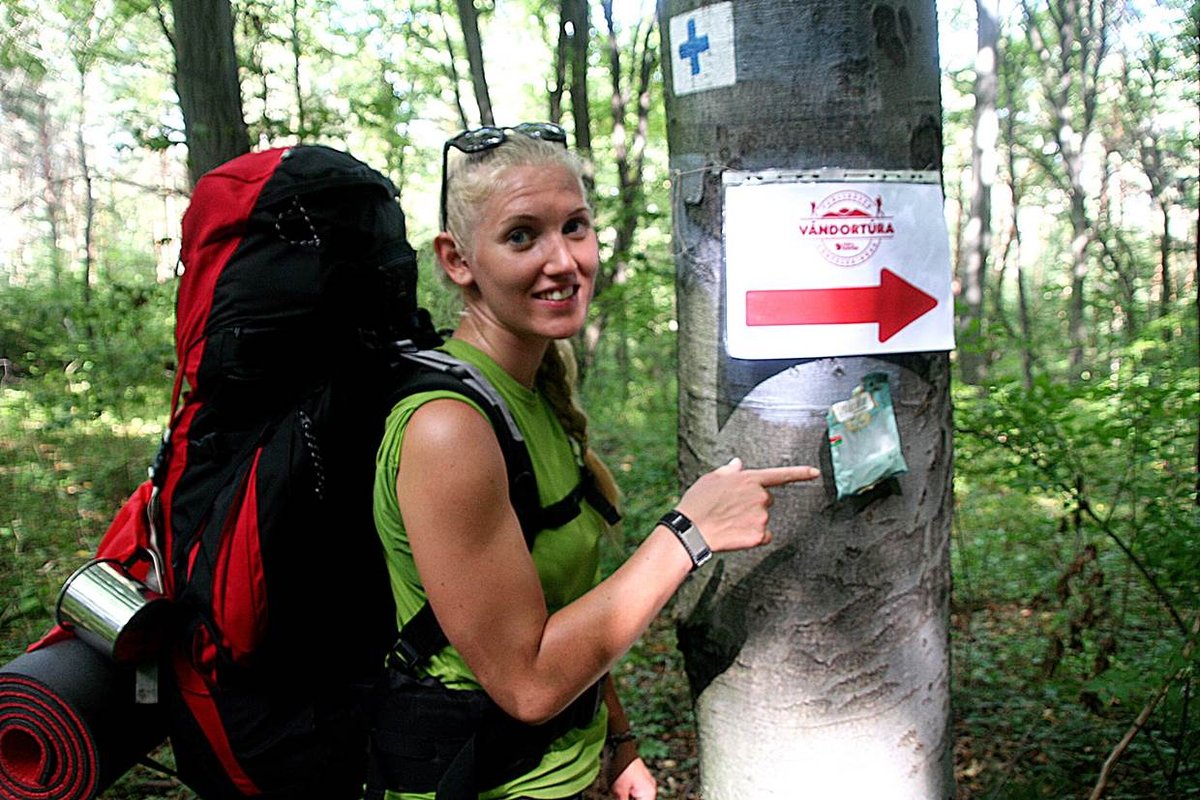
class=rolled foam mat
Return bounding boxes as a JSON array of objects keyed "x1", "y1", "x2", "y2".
[{"x1": 0, "y1": 637, "x2": 164, "y2": 800}]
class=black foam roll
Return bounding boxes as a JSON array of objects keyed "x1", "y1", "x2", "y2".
[{"x1": 0, "y1": 637, "x2": 165, "y2": 800}]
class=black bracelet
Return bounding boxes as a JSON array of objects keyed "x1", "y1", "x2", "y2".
[
  {"x1": 606, "y1": 729, "x2": 637, "y2": 746},
  {"x1": 659, "y1": 510, "x2": 712, "y2": 571}
]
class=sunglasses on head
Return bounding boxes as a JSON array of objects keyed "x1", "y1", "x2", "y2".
[{"x1": 440, "y1": 122, "x2": 569, "y2": 230}]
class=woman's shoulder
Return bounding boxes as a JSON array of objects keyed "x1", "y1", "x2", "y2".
[{"x1": 379, "y1": 386, "x2": 491, "y2": 470}]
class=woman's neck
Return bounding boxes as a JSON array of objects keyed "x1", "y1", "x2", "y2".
[{"x1": 451, "y1": 314, "x2": 547, "y2": 389}]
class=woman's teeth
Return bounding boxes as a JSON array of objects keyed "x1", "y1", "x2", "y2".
[{"x1": 540, "y1": 287, "x2": 575, "y2": 301}]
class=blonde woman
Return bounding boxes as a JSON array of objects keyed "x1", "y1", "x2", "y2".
[{"x1": 369, "y1": 123, "x2": 819, "y2": 800}]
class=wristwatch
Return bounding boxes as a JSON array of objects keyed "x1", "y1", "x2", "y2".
[{"x1": 659, "y1": 510, "x2": 712, "y2": 572}]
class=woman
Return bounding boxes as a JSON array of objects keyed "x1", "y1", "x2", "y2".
[{"x1": 371, "y1": 123, "x2": 820, "y2": 800}]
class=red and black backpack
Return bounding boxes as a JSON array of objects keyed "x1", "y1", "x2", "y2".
[
  {"x1": 33, "y1": 145, "x2": 428, "y2": 799},
  {"x1": 150, "y1": 144, "x2": 418, "y2": 798}
]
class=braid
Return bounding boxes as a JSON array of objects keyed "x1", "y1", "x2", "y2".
[
  {"x1": 537, "y1": 341, "x2": 588, "y2": 446},
  {"x1": 536, "y1": 341, "x2": 622, "y2": 514}
]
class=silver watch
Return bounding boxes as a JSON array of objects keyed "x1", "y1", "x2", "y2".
[{"x1": 659, "y1": 510, "x2": 712, "y2": 571}]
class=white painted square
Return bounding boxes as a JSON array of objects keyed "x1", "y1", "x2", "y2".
[{"x1": 668, "y1": 2, "x2": 736, "y2": 96}]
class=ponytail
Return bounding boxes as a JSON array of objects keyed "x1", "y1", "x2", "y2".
[{"x1": 536, "y1": 341, "x2": 622, "y2": 520}]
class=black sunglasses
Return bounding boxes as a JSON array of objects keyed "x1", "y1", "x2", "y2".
[{"x1": 439, "y1": 122, "x2": 569, "y2": 230}]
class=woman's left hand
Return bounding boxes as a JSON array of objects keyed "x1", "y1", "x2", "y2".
[{"x1": 609, "y1": 756, "x2": 657, "y2": 800}]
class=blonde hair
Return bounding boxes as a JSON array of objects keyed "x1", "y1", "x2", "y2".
[
  {"x1": 443, "y1": 132, "x2": 587, "y2": 256},
  {"x1": 443, "y1": 130, "x2": 621, "y2": 515}
]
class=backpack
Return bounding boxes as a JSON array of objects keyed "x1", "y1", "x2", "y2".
[
  {"x1": 31, "y1": 144, "x2": 418, "y2": 799},
  {"x1": 27, "y1": 144, "x2": 617, "y2": 800},
  {"x1": 143, "y1": 144, "x2": 419, "y2": 799}
]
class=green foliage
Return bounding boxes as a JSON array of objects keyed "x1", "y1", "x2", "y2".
[
  {"x1": 0, "y1": 280, "x2": 176, "y2": 421},
  {"x1": 0, "y1": 398, "x2": 160, "y2": 664},
  {"x1": 952, "y1": 302, "x2": 1199, "y2": 797},
  {"x1": 0, "y1": 278, "x2": 171, "y2": 662}
]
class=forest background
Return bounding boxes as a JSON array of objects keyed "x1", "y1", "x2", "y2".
[{"x1": 0, "y1": 0, "x2": 1196, "y2": 798}]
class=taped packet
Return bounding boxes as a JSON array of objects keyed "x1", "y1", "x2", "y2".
[{"x1": 827, "y1": 372, "x2": 908, "y2": 499}]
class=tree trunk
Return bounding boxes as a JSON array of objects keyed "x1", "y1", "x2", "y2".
[
  {"x1": 170, "y1": 0, "x2": 249, "y2": 187},
  {"x1": 75, "y1": 65, "x2": 94, "y2": 316},
  {"x1": 658, "y1": 1, "x2": 954, "y2": 797},
  {"x1": 1021, "y1": 0, "x2": 1112, "y2": 379},
  {"x1": 35, "y1": 92, "x2": 65, "y2": 286},
  {"x1": 455, "y1": 0, "x2": 493, "y2": 126},
  {"x1": 436, "y1": 0, "x2": 471, "y2": 131},
  {"x1": 958, "y1": 0, "x2": 1000, "y2": 385},
  {"x1": 999, "y1": 37, "x2": 1035, "y2": 389},
  {"x1": 564, "y1": 0, "x2": 591, "y2": 157},
  {"x1": 291, "y1": 0, "x2": 305, "y2": 136},
  {"x1": 550, "y1": 4, "x2": 569, "y2": 123}
]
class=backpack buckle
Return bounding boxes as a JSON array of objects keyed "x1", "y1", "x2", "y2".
[{"x1": 387, "y1": 637, "x2": 423, "y2": 673}]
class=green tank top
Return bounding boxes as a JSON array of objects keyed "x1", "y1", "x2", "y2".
[{"x1": 372, "y1": 338, "x2": 607, "y2": 799}]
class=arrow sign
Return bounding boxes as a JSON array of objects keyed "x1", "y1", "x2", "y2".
[{"x1": 745, "y1": 268, "x2": 938, "y2": 342}]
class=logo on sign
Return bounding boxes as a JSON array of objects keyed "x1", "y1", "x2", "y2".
[{"x1": 799, "y1": 190, "x2": 895, "y2": 267}]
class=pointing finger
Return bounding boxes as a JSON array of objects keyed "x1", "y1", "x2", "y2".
[{"x1": 746, "y1": 465, "x2": 821, "y2": 487}]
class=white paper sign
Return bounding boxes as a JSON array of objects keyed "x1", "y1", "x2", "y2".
[
  {"x1": 668, "y1": 2, "x2": 736, "y2": 96},
  {"x1": 724, "y1": 172, "x2": 956, "y2": 359}
]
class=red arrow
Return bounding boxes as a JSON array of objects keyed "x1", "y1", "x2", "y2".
[{"x1": 745, "y1": 268, "x2": 938, "y2": 342}]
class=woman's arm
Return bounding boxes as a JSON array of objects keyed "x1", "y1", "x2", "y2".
[{"x1": 398, "y1": 398, "x2": 818, "y2": 724}]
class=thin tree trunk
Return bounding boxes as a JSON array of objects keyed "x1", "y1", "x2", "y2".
[
  {"x1": 35, "y1": 93, "x2": 64, "y2": 286},
  {"x1": 549, "y1": 5, "x2": 569, "y2": 123},
  {"x1": 999, "y1": 38, "x2": 1035, "y2": 389},
  {"x1": 75, "y1": 66, "x2": 94, "y2": 317},
  {"x1": 454, "y1": 0, "x2": 493, "y2": 126},
  {"x1": 435, "y1": 0, "x2": 470, "y2": 131},
  {"x1": 958, "y1": 0, "x2": 1000, "y2": 385},
  {"x1": 1022, "y1": 0, "x2": 1112, "y2": 379},
  {"x1": 579, "y1": 6, "x2": 655, "y2": 385},
  {"x1": 1159, "y1": 202, "x2": 1173, "y2": 321},
  {"x1": 291, "y1": 0, "x2": 305, "y2": 136}
]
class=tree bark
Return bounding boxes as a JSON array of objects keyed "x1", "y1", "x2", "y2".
[
  {"x1": 291, "y1": 0, "x2": 305, "y2": 136},
  {"x1": 658, "y1": 1, "x2": 954, "y2": 797},
  {"x1": 455, "y1": 0, "x2": 493, "y2": 126},
  {"x1": 74, "y1": 63, "x2": 94, "y2": 315},
  {"x1": 436, "y1": 0, "x2": 471, "y2": 131},
  {"x1": 564, "y1": 0, "x2": 591, "y2": 156},
  {"x1": 550, "y1": 4, "x2": 569, "y2": 123},
  {"x1": 170, "y1": 0, "x2": 249, "y2": 187}
]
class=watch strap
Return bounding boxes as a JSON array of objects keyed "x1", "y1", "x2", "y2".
[{"x1": 659, "y1": 510, "x2": 712, "y2": 572}]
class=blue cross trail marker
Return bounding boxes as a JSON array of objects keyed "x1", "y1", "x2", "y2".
[
  {"x1": 668, "y1": 3, "x2": 735, "y2": 96},
  {"x1": 679, "y1": 18, "x2": 710, "y2": 76}
]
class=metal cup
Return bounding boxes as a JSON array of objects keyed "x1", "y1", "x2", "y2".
[{"x1": 55, "y1": 558, "x2": 171, "y2": 664}]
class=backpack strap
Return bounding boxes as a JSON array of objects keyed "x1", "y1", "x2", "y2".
[
  {"x1": 524, "y1": 463, "x2": 622, "y2": 531},
  {"x1": 384, "y1": 345, "x2": 620, "y2": 671},
  {"x1": 389, "y1": 348, "x2": 541, "y2": 549}
]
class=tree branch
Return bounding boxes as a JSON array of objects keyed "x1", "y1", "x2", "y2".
[{"x1": 1088, "y1": 615, "x2": 1199, "y2": 800}]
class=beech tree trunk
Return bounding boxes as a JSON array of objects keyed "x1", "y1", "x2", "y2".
[{"x1": 658, "y1": 1, "x2": 954, "y2": 797}]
